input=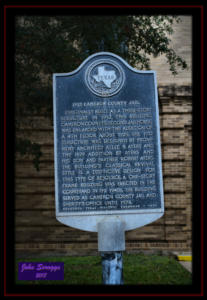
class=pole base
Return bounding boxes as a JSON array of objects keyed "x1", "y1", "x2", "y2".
[{"x1": 101, "y1": 251, "x2": 123, "y2": 285}]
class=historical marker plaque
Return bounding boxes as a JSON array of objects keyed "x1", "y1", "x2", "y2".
[{"x1": 53, "y1": 52, "x2": 164, "y2": 232}]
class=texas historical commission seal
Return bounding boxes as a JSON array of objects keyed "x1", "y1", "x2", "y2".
[{"x1": 85, "y1": 59, "x2": 125, "y2": 97}]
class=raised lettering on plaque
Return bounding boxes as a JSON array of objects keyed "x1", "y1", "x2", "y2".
[{"x1": 53, "y1": 52, "x2": 164, "y2": 232}]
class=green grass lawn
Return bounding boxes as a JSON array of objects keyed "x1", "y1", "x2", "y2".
[{"x1": 16, "y1": 253, "x2": 192, "y2": 285}]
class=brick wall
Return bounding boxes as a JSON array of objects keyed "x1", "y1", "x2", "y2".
[
  {"x1": 15, "y1": 86, "x2": 192, "y2": 257},
  {"x1": 150, "y1": 16, "x2": 192, "y2": 86}
]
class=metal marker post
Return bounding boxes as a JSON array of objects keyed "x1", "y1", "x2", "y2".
[
  {"x1": 101, "y1": 252, "x2": 123, "y2": 285},
  {"x1": 98, "y1": 219, "x2": 125, "y2": 285},
  {"x1": 53, "y1": 52, "x2": 165, "y2": 285}
]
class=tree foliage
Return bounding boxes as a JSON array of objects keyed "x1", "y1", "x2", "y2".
[{"x1": 15, "y1": 15, "x2": 187, "y2": 169}]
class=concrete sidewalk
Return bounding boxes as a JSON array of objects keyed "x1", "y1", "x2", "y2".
[
  {"x1": 171, "y1": 252, "x2": 192, "y2": 273},
  {"x1": 179, "y1": 261, "x2": 192, "y2": 273}
]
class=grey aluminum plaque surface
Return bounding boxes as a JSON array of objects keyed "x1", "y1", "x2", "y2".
[{"x1": 53, "y1": 52, "x2": 164, "y2": 232}]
